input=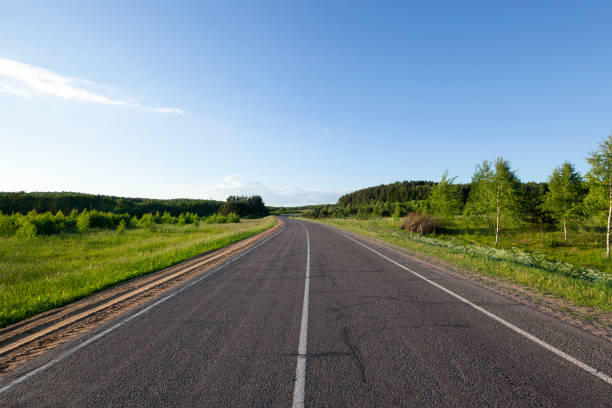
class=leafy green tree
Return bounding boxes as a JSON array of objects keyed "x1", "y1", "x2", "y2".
[
  {"x1": 0, "y1": 213, "x2": 18, "y2": 237},
  {"x1": 491, "y1": 158, "x2": 521, "y2": 246},
  {"x1": 373, "y1": 202, "x2": 384, "y2": 217},
  {"x1": 16, "y1": 219, "x2": 37, "y2": 240},
  {"x1": 140, "y1": 213, "x2": 155, "y2": 230},
  {"x1": 541, "y1": 162, "x2": 586, "y2": 243},
  {"x1": 392, "y1": 202, "x2": 401, "y2": 220},
  {"x1": 585, "y1": 134, "x2": 612, "y2": 259},
  {"x1": 428, "y1": 170, "x2": 461, "y2": 221},
  {"x1": 465, "y1": 160, "x2": 496, "y2": 227},
  {"x1": 161, "y1": 211, "x2": 174, "y2": 224},
  {"x1": 466, "y1": 158, "x2": 520, "y2": 246},
  {"x1": 76, "y1": 210, "x2": 90, "y2": 232},
  {"x1": 227, "y1": 212, "x2": 240, "y2": 223},
  {"x1": 117, "y1": 219, "x2": 127, "y2": 233}
]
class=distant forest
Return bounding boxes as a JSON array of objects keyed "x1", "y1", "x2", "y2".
[
  {"x1": 337, "y1": 180, "x2": 547, "y2": 212},
  {"x1": 338, "y1": 181, "x2": 468, "y2": 206},
  {"x1": 0, "y1": 192, "x2": 224, "y2": 217},
  {"x1": 0, "y1": 192, "x2": 271, "y2": 220},
  {"x1": 306, "y1": 178, "x2": 552, "y2": 232}
]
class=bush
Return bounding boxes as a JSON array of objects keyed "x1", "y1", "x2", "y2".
[
  {"x1": 15, "y1": 219, "x2": 37, "y2": 240},
  {"x1": 117, "y1": 219, "x2": 127, "y2": 233},
  {"x1": 0, "y1": 214, "x2": 18, "y2": 237},
  {"x1": 226, "y1": 212, "x2": 240, "y2": 223},
  {"x1": 161, "y1": 211, "x2": 175, "y2": 224},
  {"x1": 400, "y1": 212, "x2": 441, "y2": 234},
  {"x1": 140, "y1": 213, "x2": 155, "y2": 230},
  {"x1": 77, "y1": 212, "x2": 91, "y2": 232}
]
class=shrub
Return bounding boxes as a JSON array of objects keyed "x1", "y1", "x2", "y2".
[
  {"x1": 161, "y1": 211, "x2": 175, "y2": 224},
  {"x1": 140, "y1": 213, "x2": 155, "y2": 230},
  {"x1": 356, "y1": 207, "x2": 371, "y2": 219},
  {"x1": 226, "y1": 212, "x2": 240, "y2": 223},
  {"x1": 15, "y1": 219, "x2": 37, "y2": 240},
  {"x1": 30, "y1": 211, "x2": 60, "y2": 235},
  {"x1": 392, "y1": 203, "x2": 401, "y2": 220},
  {"x1": 117, "y1": 219, "x2": 127, "y2": 233},
  {"x1": 0, "y1": 214, "x2": 18, "y2": 236},
  {"x1": 76, "y1": 211, "x2": 91, "y2": 232},
  {"x1": 204, "y1": 213, "x2": 225, "y2": 224},
  {"x1": 185, "y1": 212, "x2": 198, "y2": 224},
  {"x1": 400, "y1": 212, "x2": 441, "y2": 234}
]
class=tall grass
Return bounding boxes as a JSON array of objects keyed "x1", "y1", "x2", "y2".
[
  {"x1": 0, "y1": 217, "x2": 276, "y2": 328},
  {"x1": 438, "y1": 215, "x2": 612, "y2": 273}
]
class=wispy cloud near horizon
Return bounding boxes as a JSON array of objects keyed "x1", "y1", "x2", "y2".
[
  {"x1": 0, "y1": 58, "x2": 182, "y2": 114},
  {"x1": 174, "y1": 175, "x2": 347, "y2": 206}
]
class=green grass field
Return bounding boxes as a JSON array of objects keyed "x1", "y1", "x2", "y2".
[
  {"x1": 0, "y1": 217, "x2": 276, "y2": 328},
  {"x1": 437, "y1": 216, "x2": 611, "y2": 273},
  {"x1": 312, "y1": 217, "x2": 611, "y2": 315}
]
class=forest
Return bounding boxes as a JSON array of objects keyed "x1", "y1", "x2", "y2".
[{"x1": 0, "y1": 192, "x2": 223, "y2": 217}]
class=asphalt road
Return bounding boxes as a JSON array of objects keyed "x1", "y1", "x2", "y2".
[{"x1": 1, "y1": 217, "x2": 611, "y2": 407}]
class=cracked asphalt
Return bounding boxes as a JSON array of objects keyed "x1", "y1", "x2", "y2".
[{"x1": 1, "y1": 217, "x2": 611, "y2": 407}]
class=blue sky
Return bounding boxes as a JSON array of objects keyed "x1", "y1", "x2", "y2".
[{"x1": 1, "y1": 1, "x2": 611, "y2": 206}]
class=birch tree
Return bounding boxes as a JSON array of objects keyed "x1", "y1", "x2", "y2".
[
  {"x1": 541, "y1": 162, "x2": 585, "y2": 243},
  {"x1": 428, "y1": 170, "x2": 461, "y2": 221},
  {"x1": 466, "y1": 158, "x2": 520, "y2": 246},
  {"x1": 585, "y1": 134, "x2": 612, "y2": 259},
  {"x1": 465, "y1": 161, "x2": 495, "y2": 228}
]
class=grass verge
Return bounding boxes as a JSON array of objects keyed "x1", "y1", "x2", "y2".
[
  {"x1": 437, "y1": 216, "x2": 612, "y2": 274},
  {"x1": 311, "y1": 217, "x2": 611, "y2": 314},
  {"x1": 0, "y1": 217, "x2": 276, "y2": 328}
]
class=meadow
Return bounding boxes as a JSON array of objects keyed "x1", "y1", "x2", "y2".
[
  {"x1": 0, "y1": 217, "x2": 276, "y2": 328},
  {"x1": 313, "y1": 217, "x2": 611, "y2": 314},
  {"x1": 439, "y1": 215, "x2": 611, "y2": 273}
]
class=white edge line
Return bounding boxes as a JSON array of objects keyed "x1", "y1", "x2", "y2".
[
  {"x1": 292, "y1": 225, "x2": 310, "y2": 408},
  {"x1": 332, "y1": 228, "x2": 612, "y2": 386},
  {"x1": 0, "y1": 226, "x2": 285, "y2": 395}
]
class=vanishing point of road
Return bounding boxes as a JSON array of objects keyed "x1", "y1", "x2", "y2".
[{"x1": 1, "y1": 217, "x2": 610, "y2": 407}]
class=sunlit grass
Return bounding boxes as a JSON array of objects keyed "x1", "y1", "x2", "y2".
[
  {"x1": 437, "y1": 216, "x2": 610, "y2": 273},
  {"x1": 0, "y1": 217, "x2": 276, "y2": 328}
]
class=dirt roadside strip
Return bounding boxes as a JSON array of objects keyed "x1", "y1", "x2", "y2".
[{"x1": 0, "y1": 218, "x2": 284, "y2": 374}]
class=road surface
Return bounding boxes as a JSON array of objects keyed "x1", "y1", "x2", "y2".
[{"x1": 1, "y1": 217, "x2": 610, "y2": 407}]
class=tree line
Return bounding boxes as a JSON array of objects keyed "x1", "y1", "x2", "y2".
[
  {"x1": 306, "y1": 133, "x2": 612, "y2": 258},
  {"x1": 0, "y1": 192, "x2": 270, "y2": 219},
  {"x1": 0, "y1": 192, "x2": 223, "y2": 217},
  {"x1": 219, "y1": 195, "x2": 269, "y2": 218}
]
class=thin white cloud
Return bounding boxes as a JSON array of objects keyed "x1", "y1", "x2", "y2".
[
  {"x1": 151, "y1": 107, "x2": 184, "y2": 115},
  {"x1": 0, "y1": 58, "x2": 182, "y2": 114},
  {"x1": 217, "y1": 174, "x2": 245, "y2": 189},
  {"x1": 0, "y1": 82, "x2": 30, "y2": 97}
]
